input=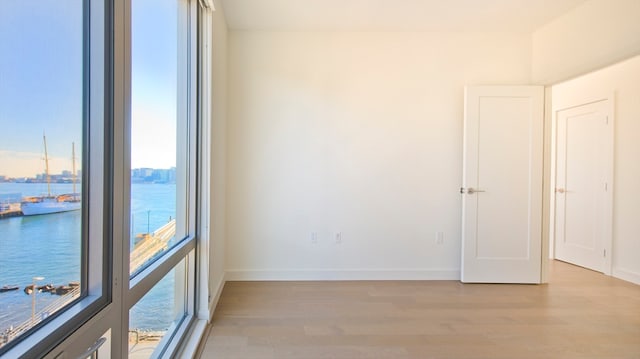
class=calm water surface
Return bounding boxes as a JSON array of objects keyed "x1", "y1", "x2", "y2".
[{"x1": 0, "y1": 183, "x2": 176, "y2": 331}]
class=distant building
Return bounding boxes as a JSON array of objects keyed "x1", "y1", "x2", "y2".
[
  {"x1": 152, "y1": 168, "x2": 172, "y2": 183},
  {"x1": 131, "y1": 167, "x2": 177, "y2": 184}
]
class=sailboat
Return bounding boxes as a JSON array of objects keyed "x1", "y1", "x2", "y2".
[{"x1": 21, "y1": 135, "x2": 81, "y2": 216}]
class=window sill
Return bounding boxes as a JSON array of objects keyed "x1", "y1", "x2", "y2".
[{"x1": 174, "y1": 318, "x2": 208, "y2": 359}]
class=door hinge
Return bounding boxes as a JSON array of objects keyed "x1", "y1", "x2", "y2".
[
  {"x1": 606, "y1": 116, "x2": 609, "y2": 124},
  {"x1": 605, "y1": 182, "x2": 608, "y2": 191},
  {"x1": 604, "y1": 249, "x2": 606, "y2": 257}
]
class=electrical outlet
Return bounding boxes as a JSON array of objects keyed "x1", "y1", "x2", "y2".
[
  {"x1": 311, "y1": 232, "x2": 318, "y2": 244},
  {"x1": 335, "y1": 232, "x2": 342, "y2": 244},
  {"x1": 436, "y1": 231, "x2": 444, "y2": 245}
]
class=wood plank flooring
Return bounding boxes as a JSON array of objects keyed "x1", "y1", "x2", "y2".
[{"x1": 198, "y1": 261, "x2": 640, "y2": 358}]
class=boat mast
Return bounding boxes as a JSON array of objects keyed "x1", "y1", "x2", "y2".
[
  {"x1": 43, "y1": 133, "x2": 51, "y2": 197},
  {"x1": 72, "y1": 142, "x2": 77, "y2": 193}
]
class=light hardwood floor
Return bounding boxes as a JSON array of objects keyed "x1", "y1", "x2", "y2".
[{"x1": 198, "y1": 261, "x2": 640, "y2": 358}]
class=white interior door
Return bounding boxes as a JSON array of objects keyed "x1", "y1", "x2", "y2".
[
  {"x1": 461, "y1": 86, "x2": 544, "y2": 283},
  {"x1": 554, "y1": 99, "x2": 612, "y2": 272}
]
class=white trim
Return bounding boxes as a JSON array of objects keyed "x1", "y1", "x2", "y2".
[
  {"x1": 197, "y1": 1, "x2": 213, "y2": 323},
  {"x1": 540, "y1": 86, "x2": 553, "y2": 284},
  {"x1": 154, "y1": 312, "x2": 192, "y2": 359},
  {"x1": 225, "y1": 269, "x2": 460, "y2": 281},
  {"x1": 612, "y1": 268, "x2": 640, "y2": 286},
  {"x1": 208, "y1": 272, "x2": 227, "y2": 321},
  {"x1": 202, "y1": 0, "x2": 215, "y2": 11},
  {"x1": 176, "y1": 319, "x2": 208, "y2": 359},
  {"x1": 603, "y1": 93, "x2": 615, "y2": 276}
]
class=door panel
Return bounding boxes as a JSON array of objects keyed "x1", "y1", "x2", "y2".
[
  {"x1": 555, "y1": 100, "x2": 610, "y2": 272},
  {"x1": 461, "y1": 86, "x2": 543, "y2": 283}
]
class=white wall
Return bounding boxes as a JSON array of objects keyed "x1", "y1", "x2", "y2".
[
  {"x1": 551, "y1": 56, "x2": 640, "y2": 285},
  {"x1": 532, "y1": 0, "x2": 640, "y2": 85},
  {"x1": 208, "y1": 3, "x2": 228, "y2": 312},
  {"x1": 226, "y1": 31, "x2": 532, "y2": 280}
]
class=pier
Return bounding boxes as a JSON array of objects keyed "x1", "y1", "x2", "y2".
[
  {"x1": 0, "y1": 218, "x2": 176, "y2": 350},
  {"x1": 0, "y1": 208, "x2": 22, "y2": 219},
  {"x1": 0, "y1": 286, "x2": 81, "y2": 348},
  {"x1": 0, "y1": 193, "x2": 22, "y2": 219},
  {"x1": 130, "y1": 219, "x2": 177, "y2": 274}
]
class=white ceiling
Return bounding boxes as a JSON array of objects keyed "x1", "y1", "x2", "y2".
[{"x1": 219, "y1": 0, "x2": 588, "y2": 32}]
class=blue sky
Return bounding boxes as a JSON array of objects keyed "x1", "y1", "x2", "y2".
[
  {"x1": 0, "y1": 0, "x2": 178, "y2": 178},
  {"x1": 132, "y1": 0, "x2": 178, "y2": 172}
]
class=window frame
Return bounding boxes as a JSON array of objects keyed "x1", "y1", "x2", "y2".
[
  {"x1": 123, "y1": 0, "x2": 199, "y2": 357},
  {"x1": 3, "y1": 0, "x2": 213, "y2": 357},
  {"x1": 1, "y1": 0, "x2": 112, "y2": 357}
]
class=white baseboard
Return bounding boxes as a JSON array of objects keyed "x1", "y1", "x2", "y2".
[
  {"x1": 612, "y1": 267, "x2": 640, "y2": 286},
  {"x1": 208, "y1": 271, "x2": 227, "y2": 321},
  {"x1": 225, "y1": 269, "x2": 460, "y2": 281}
]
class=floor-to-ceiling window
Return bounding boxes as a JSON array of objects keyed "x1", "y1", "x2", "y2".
[
  {"x1": 0, "y1": 1, "x2": 108, "y2": 356},
  {"x1": 126, "y1": 0, "x2": 198, "y2": 357},
  {"x1": 0, "y1": 1, "x2": 212, "y2": 357}
]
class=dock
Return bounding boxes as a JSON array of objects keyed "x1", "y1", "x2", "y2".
[
  {"x1": 0, "y1": 286, "x2": 81, "y2": 348},
  {"x1": 0, "y1": 193, "x2": 22, "y2": 219},
  {"x1": 130, "y1": 219, "x2": 177, "y2": 274},
  {"x1": 0, "y1": 218, "x2": 176, "y2": 350},
  {"x1": 0, "y1": 208, "x2": 22, "y2": 219}
]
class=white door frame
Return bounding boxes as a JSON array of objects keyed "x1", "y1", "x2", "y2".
[{"x1": 549, "y1": 92, "x2": 614, "y2": 275}]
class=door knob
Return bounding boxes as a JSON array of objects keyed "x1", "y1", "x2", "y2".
[{"x1": 556, "y1": 188, "x2": 566, "y2": 194}]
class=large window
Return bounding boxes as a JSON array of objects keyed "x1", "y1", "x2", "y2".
[
  {"x1": 129, "y1": 0, "x2": 191, "y2": 277},
  {"x1": 0, "y1": 0, "x2": 211, "y2": 357},
  {"x1": 126, "y1": 0, "x2": 198, "y2": 357},
  {"x1": 0, "y1": 0, "x2": 104, "y2": 355}
]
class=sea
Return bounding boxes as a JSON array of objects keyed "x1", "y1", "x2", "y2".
[{"x1": 0, "y1": 182, "x2": 177, "y2": 333}]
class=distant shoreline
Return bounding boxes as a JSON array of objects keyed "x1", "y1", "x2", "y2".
[{"x1": 1, "y1": 167, "x2": 177, "y2": 184}]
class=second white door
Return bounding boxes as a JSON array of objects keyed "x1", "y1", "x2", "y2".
[{"x1": 554, "y1": 99, "x2": 612, "y2": 272}]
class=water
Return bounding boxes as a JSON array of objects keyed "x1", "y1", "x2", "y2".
[{"x1": 0, "y1": 183, "x2": 176, "y2": 332}]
